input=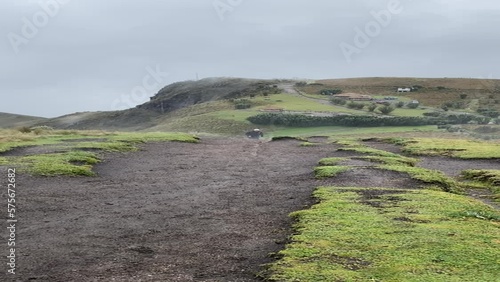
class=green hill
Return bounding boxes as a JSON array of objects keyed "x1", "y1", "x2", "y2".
[
  {"x1": 302, "y1": 77, "x2": 500, "y2": 109},
  {"x1": 0, "y1": 112, "x2": 47, "y2": 128},
  {"x1": 32, "y1": 77, "x2": 500, "y2": 135},
  {"x1": 38, "y1": 78, "x2": 282, "y2": 132}
]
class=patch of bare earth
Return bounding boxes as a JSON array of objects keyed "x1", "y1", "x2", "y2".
[
  {"x1": 0, "y1": 139, "x2": 108, "y2": 157},
  {"x1": 7, "y1": 138, "x2": 342, "y2": 282}
]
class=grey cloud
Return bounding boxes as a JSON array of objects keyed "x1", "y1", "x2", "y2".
[{"x1": 1, "y1": 0, "x2": 499, "y2": 117}]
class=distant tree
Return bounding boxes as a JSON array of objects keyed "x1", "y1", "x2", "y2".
[
  {"x1": 347, "y1": 102, "x2": 365, "y2": 110},
  {"x1": 331, "y1": 97, "x2": 347, "y2": 105},
  {"x1": 407, "y1": 102, "x2": 420, "y2": 109},
  {"x1": 460, "y1": 94, "x2": 468, "y2": 99},
  {"x1": 367, "y1": 103, "x2": 377, "y2": 112},
  {"x1": 378, "y1": 105, "x2": 395, "y2": 115},
  {"x1": 396, "y1": 101, "x2": 405, "y2": 108},
  {"x1": 17, "y1": 126, "x2": 32, "y2": 133},
  {"x1": 320, "y1": 89, "x2": 343, "y2": 95},
  {"x1": 234, "y1": 99, "x2": 252, "y2": 109},
  {"x1": 442, "y1": 102, "x2": 454, "y2": 108}
]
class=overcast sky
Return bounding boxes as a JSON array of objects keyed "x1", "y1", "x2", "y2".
[{"x1": 1, "y1": 0, "x2": 499, "y2": 118}]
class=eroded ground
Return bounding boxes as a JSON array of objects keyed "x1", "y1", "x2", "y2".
[
  {"x1": 2, "y1": 137, "x2": 498, "y2": 281},
  {"x1": 4, "y1": 138, "x2": 338, "y2": 281}
]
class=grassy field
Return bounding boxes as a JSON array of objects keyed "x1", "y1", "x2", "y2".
[
  {"x1": 267, "y1": 187, "x2": 500, "y2": 282},
  {"x1": 0, "y1": 129, "x2": 198, "y2": 176},
  {"x1": 269, "y1": 126, "x2": 439, "y2": 139},
  {"x1": 253, "y1": 94, "x2": 361, "y2": 113}
]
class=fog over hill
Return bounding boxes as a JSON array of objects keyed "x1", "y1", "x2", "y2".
[{"x1": 1, "y1": 1, "x2": 499, "y2": 117}]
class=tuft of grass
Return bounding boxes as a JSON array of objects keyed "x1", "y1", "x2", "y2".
[
  {"x1": 398, "y1": 138, "x2": 500, "y2": 159},
  {"x1": 314, "y1": 166, "x2": 351, "y2": 178},
  {"x1": 20, "y1": 151, "x2": 101, "y2": 176},
  {"x1": 461, "y1": 169, "x2": 500, "y2": 186},
  {"x1": 450, "y1": 210, "x2": 500, "y2": 221},
  {"x1": 266, "y1": 187, "x2": 500, "y2": 282},
  {"x1": 338, "y1": 146, "x2": 402, "y2": 158},
  {"x1": 318, "y1": 157, "x2": 345, "y2": 166},
  {"x1": 379, "y1": 164, "x2": 462, "y2": 193},
  {"x1": 461, "y1": 170, "x2": 500, "y2": 201},
  {"x1": 300, "y1": 142, "x2": 320, "y2": 147},
  {"x1": 336, "y1": 140, "x2": 419, "y2": 166},
  {"x1": 0, "y1": 130, "x2": 199, "y2": 176},
  {"x1": 361, "y1": 156, "x2": 418, "y2": 166}
]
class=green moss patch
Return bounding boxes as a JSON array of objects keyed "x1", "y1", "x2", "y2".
[
  {"x1": 266, "y1": 187, "x2": 500, "y2": 282},
  {"x1": 314, "y1": 166, "x2": 351, "y2": 178}
]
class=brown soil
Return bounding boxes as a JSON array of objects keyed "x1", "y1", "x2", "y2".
[
  {"x1": 6, "y1": 138, "x2": 340, "y2": 282},
  {"x1": 4, "y1": 137, "x2": 498, "y2": 282}
]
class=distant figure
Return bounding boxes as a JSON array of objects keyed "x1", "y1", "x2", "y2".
[{"x1": 246, "y1": 128, "x2": 264, "y2": 139}]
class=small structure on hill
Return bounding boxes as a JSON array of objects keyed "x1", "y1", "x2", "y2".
[{"x1": 397, "y1": 88, "x2": 411, "y2": 92}]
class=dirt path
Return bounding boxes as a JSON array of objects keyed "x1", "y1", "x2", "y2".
[
  {"x1": 5, "y1": 137, "x2": 499, "y2": 281},
  {"x1": 8, "y1": 138, "x2": 338, "y2": 282}
]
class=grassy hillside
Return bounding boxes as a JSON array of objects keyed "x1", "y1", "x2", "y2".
[
  {"x1": 299, "y1": 77, "x2": 500, "y2": 110},
  {"x1": 38, "y1": 78, "x2": 284, "y2": 131},
  {"x1": 30, "y1": 77, "x2": 500, "y2": 137},
  {"x1": 0, "y1": 112, "x2": 47, "y2": 128}
]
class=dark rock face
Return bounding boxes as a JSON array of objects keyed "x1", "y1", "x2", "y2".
[{"x1": 139, "y1": 78, "x2": 275, "y2": 114}]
